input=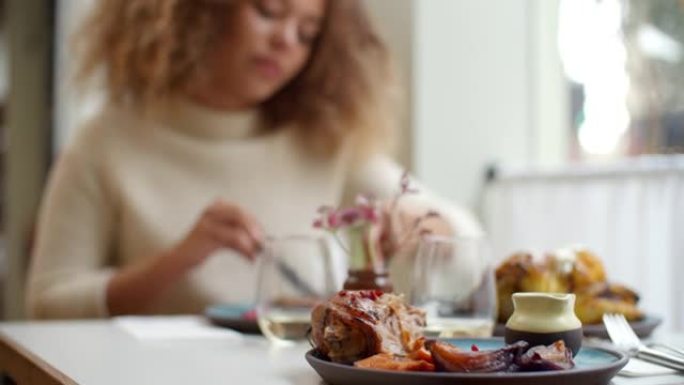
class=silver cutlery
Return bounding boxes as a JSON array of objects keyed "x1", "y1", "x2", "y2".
[
  {"x1": 275, "y1": 259, "x2": 319, "y2": 298},
  {"x1": 648, "y1": 342, "x2": 684, "y2": 359},
  {"x1": 603, "y1": 313, "x2": 684, "y2": 372}
]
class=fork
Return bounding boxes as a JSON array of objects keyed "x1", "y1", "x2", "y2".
[
  {"x1": 648, "y1": 342, "x2": 684, "y2": 358},
  {"x1": 603, "y1": 313, "x2": 684, "y2": 372}
]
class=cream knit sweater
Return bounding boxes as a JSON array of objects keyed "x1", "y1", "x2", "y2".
[{"x1": 26, "y1": 99, "x2": 482, "y2": 319}]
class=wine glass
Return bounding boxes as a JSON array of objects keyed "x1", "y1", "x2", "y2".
[
  {"x1": 256, "y1": 234, "x2": 337, "y2": 344},
  {"x1": 411, "y1": 235, "x2": 497, "y2": 338}
]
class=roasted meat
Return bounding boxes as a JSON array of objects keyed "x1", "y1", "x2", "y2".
[
  {"x1": 310, "y1": 290, "x2": 426, "y2": 364},
  {"x1": 310, "y1": 290, "x2": 576, "y2": 374}
]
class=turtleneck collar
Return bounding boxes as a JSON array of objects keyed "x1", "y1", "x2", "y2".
[{"x1": 156, "y1": 96, "x2": 261, "y2": 140}]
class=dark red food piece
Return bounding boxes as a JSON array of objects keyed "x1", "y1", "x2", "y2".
[
  {"x1": 516, "y1": 340, "x2": 575, "y2": 371},
  {"x1": 241, "y1": 309, "x2": 257, "y2": 321},
  {"x1": 426, "y1": 340, "x2": 529, "y2": 373}
]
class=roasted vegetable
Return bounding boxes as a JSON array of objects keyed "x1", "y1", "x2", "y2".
[
  {"x1": 426, "y1": 340, "x2": 529, "y2": 373},
  {"x1": 354, "y1": 353, "x2": 435, "y2": 371}
]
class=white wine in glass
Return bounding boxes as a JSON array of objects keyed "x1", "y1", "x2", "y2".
[{"x1": 256, "y1": 235, "x2": 337, "y2": 344}]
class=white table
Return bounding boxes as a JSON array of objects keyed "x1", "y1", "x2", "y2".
[
  {"x1": 1, "y1": 317, "x2": 683, "y2": 385},
  {"x1": 0, "y1": 317, "x2": 322, "y2": 385}
]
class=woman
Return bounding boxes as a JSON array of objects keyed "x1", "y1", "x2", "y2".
[{"x1": 26, "y1": 0, "x2": 482, "y2": 319}]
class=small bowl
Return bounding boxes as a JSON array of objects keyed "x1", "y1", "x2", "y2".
[{"x1": 505, "y1": 293, "x2": 583, "y2": 356}]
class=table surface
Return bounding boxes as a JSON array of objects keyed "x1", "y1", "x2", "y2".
[
  {"x1": 0, "y1": 317, "x2": 319, "y2": 385},
  {"x1": 0, "y1": 317, "x2": 683, "y2": 385}
]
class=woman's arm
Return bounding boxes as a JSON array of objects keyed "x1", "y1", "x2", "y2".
[
  {"x1": 106, "y1": 200, "x2": 263, "y2": 316},
  {"x1": 28, "y1": 160, "x2": 187, "y2": 318},
  {"x1": 104, "y1": 249, "x2": 190, "y2": 316},
  {"x1": 27, "y1": 125, "x2": 264, "y2": 318},
  {"x1": 26, "y1": 129, "x2": 119, "y2": 319}
]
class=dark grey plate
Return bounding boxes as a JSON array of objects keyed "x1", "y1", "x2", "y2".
[
  {"x1": 493, "y1": 314, "x2": 662, "y2": 339},
  {"x1": 204, "y1": 304, "x2": 261, "y2": 334},
  {"x1": 306, "y1": 338, "x2": 628, "y2": 385}
]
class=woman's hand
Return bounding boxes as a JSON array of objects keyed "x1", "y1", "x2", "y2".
[
  {"x1": 376, "y1": 200, "x2": 452, "y2": 260},
  {"x1": 107, "y1": 200, "x2": 264, "y2": 316},
  {"x1": 169, "y1": 200, "x2": 265, "y2": 268}
]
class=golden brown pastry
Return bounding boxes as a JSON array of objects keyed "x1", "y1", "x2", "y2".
[
  {"x1": 574, "y1": 282, "x2": 642, "y2": 324},
  {"x1": 495, "y1": 252, "x2": 568, "y2": 322},
  {"x1": 567, "y1": 249, "x2": 607, "y2": 292},
  {"x1": 495, "y1": 247, "x2": 643, "y2": 324}
]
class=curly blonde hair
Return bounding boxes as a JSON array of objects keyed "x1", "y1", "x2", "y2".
[{"x1": 76, "y1": 0, "x2": 396, "y2": 157}]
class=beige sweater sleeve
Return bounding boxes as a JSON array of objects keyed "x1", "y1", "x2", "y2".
[{"x1": 26, "y1": 125, "x2": 116, "y2": 319}]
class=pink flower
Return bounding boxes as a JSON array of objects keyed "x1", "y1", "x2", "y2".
[
  {"x1": 312, "y1": 170, "x2": 440, "y2": 271},
  {"x1": 312, "y1": 195, "x2": 381, "y2": 231}
]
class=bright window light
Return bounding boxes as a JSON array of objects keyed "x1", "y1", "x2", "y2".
[{"x1": 559, "y1": 0, "x2": 630, "y2": 156}]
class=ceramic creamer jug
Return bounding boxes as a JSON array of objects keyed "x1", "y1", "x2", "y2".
[{"x1": 505, "y1": 292, "x2": 583, "y2": 356}]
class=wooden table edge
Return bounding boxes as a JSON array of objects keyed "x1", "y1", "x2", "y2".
[{"x1": 0, "y1": 331, "x2": 78, "y2": 385}]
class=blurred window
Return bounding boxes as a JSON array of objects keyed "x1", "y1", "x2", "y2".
[{"x1": 559, "y1": 0, "x2": 684, "y2": 159}]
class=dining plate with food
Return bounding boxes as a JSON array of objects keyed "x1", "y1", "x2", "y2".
[
  {"x1": 204, "y1": 303, "x2": 260, "y2": 334},
  {"x1": 306, "y1": 290, "x2": 627, "y2": 385}
]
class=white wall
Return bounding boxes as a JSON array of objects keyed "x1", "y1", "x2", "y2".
[
  {"x1": 530, "y1": 0, "x2": 568, "y2": 168},
  {"x1": 414, "y1": 0, "x2": 531, "y2": 208},
  {"x1": 365, "y1": 0, "x2": 414, "y2": 166},
  {"x1": 413, "y1": 0, "x2": 567, "y2": 209}
]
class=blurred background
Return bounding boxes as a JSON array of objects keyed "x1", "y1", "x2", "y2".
[{"x1": 1, "y1": 0, "x2": 683, "y2": 330}]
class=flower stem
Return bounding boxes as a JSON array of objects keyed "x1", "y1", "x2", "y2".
[{"x1": 331, "y1": 233, "x2": 351, "y2": 256}]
